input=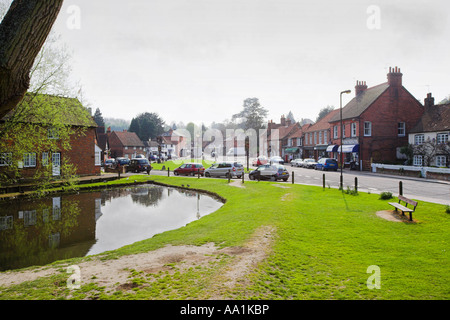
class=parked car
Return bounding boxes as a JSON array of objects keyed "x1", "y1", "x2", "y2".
[
  {"x1": 252, "y1": 156, "x2": 268, "y2": 167},
  {"x1": 174, "y1": 163, "x2": 205, "y2": 176},
  {"x1": 315, "y1": 158, "x2": 338, "y2": 171},
  {"x1": 126, "y1": 158, "x2": 151, "y2": 173},
  {"x1": 205, "y1": 161, "x2": 244, "y2": 178},
  {"x1": 249, "y1": 164, "x2": 290, "y2": 181},
  {"x1": 116, "y1": 157, "x2": 130, "y2": 166},
  {"x1": 290, "y1": 159, "x2": 303, "y2": 167},
  {"x1": 104, "y1": 158, "x2": 115, "y2": 167},
  {"x1": 270, "y1": 156, "x2": 284, "y2": 164},
  {"x1": 303, "y1": 158, "x2": 318, "y2": 169}
]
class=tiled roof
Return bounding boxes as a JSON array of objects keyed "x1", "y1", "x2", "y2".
[
  {"x1": 410, "y1": 103, "x2": 450, "y2": 133},
  {"x1": 305, "y1": 109, "x2": 340, "y2": 132},
  {"x1": 329, "y1": 83, "x2": 389, "y2": 122},
  {"x1": 112, "y1": 131, "x2": 144, "y2": 147}
]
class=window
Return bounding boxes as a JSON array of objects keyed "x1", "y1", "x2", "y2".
[
  {"x1": 437, "y1": 132, "x2": 449, "y2": 144},
  {"x1": 334, "y1": 126, "x2": 338, "y2": 139},
  {"x1": 95, "y1": 151, "x2": 101, "y2": 166},
  {"x1": 23, "y1": 153, "x2": 36, "y2": 167},
  {"x1": 0, "y1": 153, "x2": 12, "y2": 166},
  {"x1": 364, "y1": 122, "x2": 372, "y2": 136},
  {"x1": 309, "y1": 133, "x2": 312, "y2": 145},
  {"x1": 318, "y1": 131, "x2": 322, "y2": 145},
  {"x1": 342, "y1": 124, "x2": 346, "y2": 138},
  {"x1": 413, "y1": 155, "x2": 423, "y2": 166},
  {"x1": 414, "y1": 134, "x2": 424, "y2": 145},
  {"x1": 314, "y1": 132, "x2": 317, "y2": 144},
  {"x1": 288, "y1": 138, "x2": 293, "y2": 147},
  {"x1": 398, "y1": 122, "x2": 405, "y2": 136},
  {"x1": 323, "y1": 131, "x2": 328, "y2": 145},
  {"x1": 42, "y1": 152, "x2": 49, "y2": 166},
  {"x1": 351, "y1": 123, "x2": 357, "y2": 137},
  {"x1": 436, "y1": 156, "x2": 446, "y2": 167},
  {"x1": 47, "y1": 127, "x2": 59, "y2": 139},
  {"x1": 297, "y1": 137, "x2": 302, "y2": 146}
]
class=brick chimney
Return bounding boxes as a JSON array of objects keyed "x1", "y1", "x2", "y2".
[
  {"x1": 387, "y1": 66, "x2": 403, "y2": 87},
  {"x1": 355, "y1": 80, "x2": 368, "y2": 96},
  {"x1": 281, "y1": 115, "x2": 286, "y2": 126},
  {"x1": 424, "y1": 93, "x2": 435, "y2": 108}
]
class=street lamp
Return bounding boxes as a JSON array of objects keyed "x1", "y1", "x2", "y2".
[{"x1": 340, "y1": 89, "x2": 351, "y2": 190}]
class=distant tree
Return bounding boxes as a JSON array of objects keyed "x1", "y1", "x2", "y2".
[
  {"x1": 232, "y1": 98, "x2": 268, "y2": 130},
  {"x1": 93, "y1": 108, "x2": 105, "y2": 128},
  {"x1": 104, "y1": 117, "x2": 130, "y2": 132},
  {"x1": 316, "y1": 105, "x2": 335, "y2": 122},
  {"x1": 129, "y1": 112, "x2": 165, "y2": 141}
]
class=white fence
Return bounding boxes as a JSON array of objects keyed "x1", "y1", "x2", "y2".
[{"x1": 371, "y1": 163, "x2": 450, "y2": 181}]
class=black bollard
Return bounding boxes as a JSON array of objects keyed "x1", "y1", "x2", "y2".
[{"x1": 399, "y1": 181, "x2": 403, "y2": 196}]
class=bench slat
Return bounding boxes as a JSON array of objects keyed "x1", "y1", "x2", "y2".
[
  {"x1": 388, "y1": 195, "x2": 418, "y2": 221},
  {"x1": 398, "y1": 195, "x2": 418, "y2": 207},
  {"x1": 388, "y1": 202, "x2": 413, "y2": 212}
]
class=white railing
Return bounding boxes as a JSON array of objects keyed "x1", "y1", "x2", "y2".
[{"x1": 371, "y1": 163, "x2": 450, "y2": 177}]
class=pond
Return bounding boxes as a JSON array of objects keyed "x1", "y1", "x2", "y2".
[{"x1": 0, "y1": 184, "x2": 223, "y2": 271}]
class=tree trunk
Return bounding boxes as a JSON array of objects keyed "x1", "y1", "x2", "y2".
[{"x1": 0, "y1": 0, "x2": 64, "y2": 118}]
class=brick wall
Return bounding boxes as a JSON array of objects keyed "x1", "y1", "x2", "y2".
[{"x1": 66, "y1": 127, "x2": 100, "y2": 176}]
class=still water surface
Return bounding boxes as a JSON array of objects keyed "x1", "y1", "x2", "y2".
[{"x1": 0, "y1": 184, "x2": 223, "y2": 271}]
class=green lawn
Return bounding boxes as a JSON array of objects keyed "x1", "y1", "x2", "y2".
[{"x1": 1, "y1": 175, "x2": 449, "y2": 300}]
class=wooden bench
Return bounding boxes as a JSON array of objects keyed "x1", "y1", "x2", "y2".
[{"x1": 388, "y1": 195, "x2": 418, "y2": 221}]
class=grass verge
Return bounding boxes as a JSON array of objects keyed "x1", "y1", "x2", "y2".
[{"x1": 0, "y1": 175, "x2": 449, "y2": 300}]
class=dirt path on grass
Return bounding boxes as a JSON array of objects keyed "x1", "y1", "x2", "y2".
[{"x1": 0, "y1": 225, "x2": 275, "y2": 298}]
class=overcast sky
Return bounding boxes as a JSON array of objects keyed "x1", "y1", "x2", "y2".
[{"x1": 45, "y1": 0, "x2": 450, "y2": 125}]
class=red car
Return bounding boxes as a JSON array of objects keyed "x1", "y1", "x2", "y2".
[
  {"x1": 174, "y1": 163, "x2": 205, "y2": 176},
  {"x1": 252, "y1": 156, "x2": 268, "y2": 167}
]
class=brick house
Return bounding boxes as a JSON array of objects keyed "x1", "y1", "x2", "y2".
[
  {"x1": 267, "y1": 115, "x2": 301, "y2": 160},
  {"x1": 328, "y1": 67, "x2": 424, "y2": 170},
  {"x1": 107, "y1": 129, "x2": 145, "y2": 159},
  {"x1": 408, "y1": 93, "x2": 450, "y2": 167},
  {"x1": 302, "y1": 109, "x2": 340, "y2": 160},
  {"x1": 0, "y1": 94, "x2": 100, "y2": 180}
]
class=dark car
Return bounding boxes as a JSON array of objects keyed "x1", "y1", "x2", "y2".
[
  {"x1": 315, "y1": 158, "x2": 338, "y2": 171},
  {"x1": 116, "y1": 157, "x2": 130, "y2": 166},
  {"x1": 174, "y1": 163, "x2": 205, "y2": 176},
  {"x1": 126, "y1": 158, "x2": 151, "y2": 173},
  {"x1": 249, "y1": 164, "x2": 290, "y2": 181}
]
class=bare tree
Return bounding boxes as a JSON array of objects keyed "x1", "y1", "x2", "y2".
[{"x1": 0, "y1": 0, "x2": 64, "y2": 118}]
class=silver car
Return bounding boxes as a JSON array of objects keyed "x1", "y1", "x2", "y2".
[
  {"x1": 249, "y1": 164, "x2": 290, "y2": 181},
  {"x1": 290, "y1": 159, "x2": 303, "y2": 167},
  {"x1": 205, "y1": 161, "x2": 244, "y2": 178}
]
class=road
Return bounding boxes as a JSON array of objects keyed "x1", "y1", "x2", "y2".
[{"x1": 148, "y1": 163, "x2": 450, "y2": 206}]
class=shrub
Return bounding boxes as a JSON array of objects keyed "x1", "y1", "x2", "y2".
[
  {"x1": 446, "y1": 205, "x2": 450, "y2": 214},
  {"x1": 379, "y1": 191, "x2": 393, "y2": 200}
]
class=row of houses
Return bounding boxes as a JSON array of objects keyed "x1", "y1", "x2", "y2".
[
  {"x1": 269, "y1": 67, "x2": 449, "y2": 170},
  {"x1": 1, "y1": 67, "x2": 448, "y2": 183}
]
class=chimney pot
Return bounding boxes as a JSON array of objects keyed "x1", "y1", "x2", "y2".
[{"x1": 387, "y1": 66, "x2": 403, "y2": 87}]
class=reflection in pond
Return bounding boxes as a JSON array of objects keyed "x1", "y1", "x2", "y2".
[{"x1": 0, "y1": 185, "x2": 223, "y2": 271}]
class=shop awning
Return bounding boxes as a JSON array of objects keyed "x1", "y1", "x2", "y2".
[
  {"x1": 338, "y1": 144, "x2": 359, "y2": 153},
  {"x1": 285, "y1": 147, "x2": 299, "y2": 153},
  {"x1": 326, "y1": 145, "x2": 339, "y2": 152}
]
